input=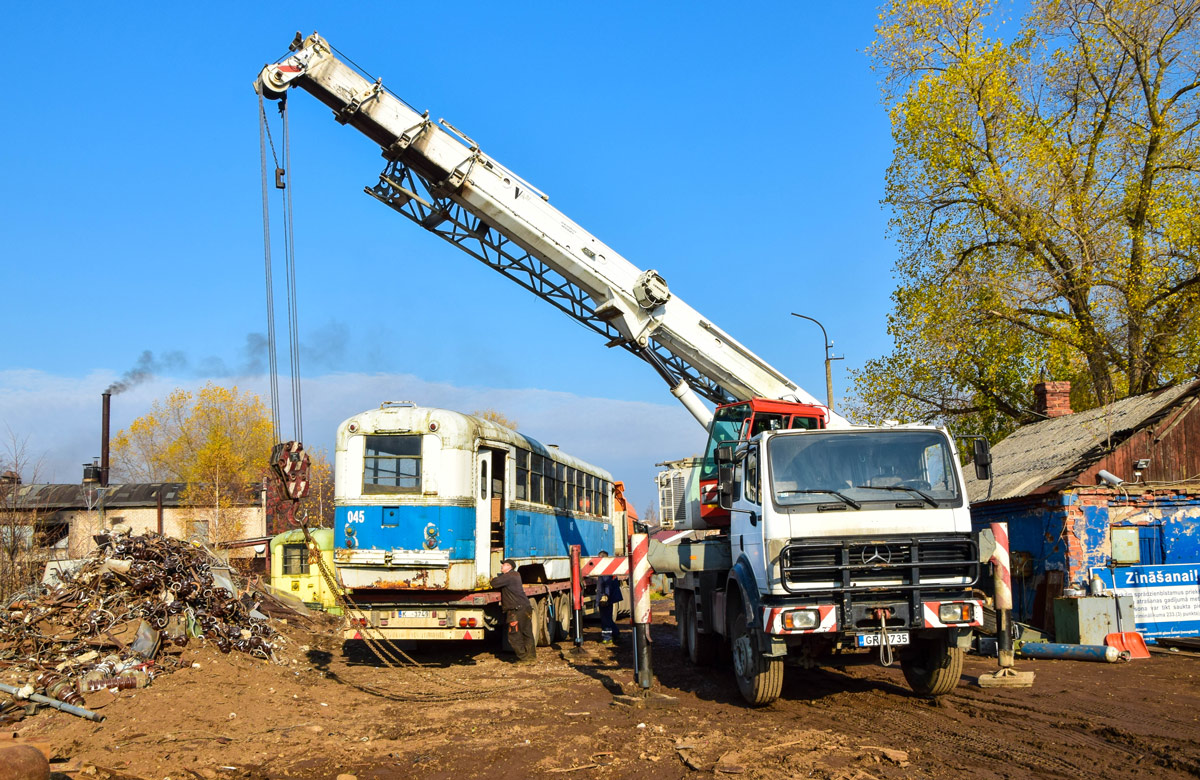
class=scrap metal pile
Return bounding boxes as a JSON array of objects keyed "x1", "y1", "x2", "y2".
[{"x1": 0, "y1": 531, "x2": 282, "y2": 721}]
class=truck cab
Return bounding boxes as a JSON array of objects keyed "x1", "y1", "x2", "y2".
[{"x1": 680, "y1": 424, "x2": 983, "y2": 704}]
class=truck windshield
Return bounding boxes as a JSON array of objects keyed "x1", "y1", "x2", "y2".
[{"x1": 768, "y1": 430, "x2": 961, "y2": 508}]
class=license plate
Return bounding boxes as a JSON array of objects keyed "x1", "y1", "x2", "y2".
[
  {"x1": 856, "y1": 631, "x2": 909, "y2": 647},
  {"x1": 399, "y1": 610, "x2": 430, "y2": 618}
]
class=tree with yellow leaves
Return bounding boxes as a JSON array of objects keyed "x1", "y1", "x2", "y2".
[
  {"x1": 855, "y1": 0, "x2": 1200, "y2": 438},
  {"x1": 112, "y1": 384, "x2": 274, "y2": 544}
]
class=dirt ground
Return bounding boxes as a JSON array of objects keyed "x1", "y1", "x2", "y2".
[{"x1": 11, "y1": 598, "x2": 1200, "y2": 780}]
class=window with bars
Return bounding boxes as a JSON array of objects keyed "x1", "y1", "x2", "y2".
[{"x1": 363, "y1": 435, "x2": 421, "y2": 494}]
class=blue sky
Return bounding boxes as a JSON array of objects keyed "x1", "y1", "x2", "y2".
[{"x1": 0, "y1": 2, "x2": 900, "y2": 512}]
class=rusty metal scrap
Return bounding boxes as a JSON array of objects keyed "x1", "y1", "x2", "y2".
[{"x1": 0, "y1": 531, "x2": 283, "y2": 715}]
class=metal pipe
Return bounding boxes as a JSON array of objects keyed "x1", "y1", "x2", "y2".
[
  {"x1": 101, "y1": 392, "x2": 111, "y2": 487},
  {"x1": 0, "y1": 682, "x2": 105, "y2": 721},
  {"x1": 1018, "y1": 643, "x2": 1123, "y2": 663}
]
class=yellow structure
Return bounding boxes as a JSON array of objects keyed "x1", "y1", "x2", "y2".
[{"x1": 269, "y1": 528, "x2": 342, "y2": 614}]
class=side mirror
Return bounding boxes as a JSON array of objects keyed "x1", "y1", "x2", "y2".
[
  {"x1": 972, "y1": 438, "x2": 992, "y2": 481},
  {"x1": 715, "y1": 445, "x2": 736, "y2": 510},
  {"x1": 717, "y1": 461, "x2": 735, "y2": 510}
]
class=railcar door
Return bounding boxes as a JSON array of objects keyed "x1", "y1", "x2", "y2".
[
  {"x1": 475, "y1": 451, "x2": 492, "y2": 578},
  {"x1": 475, "y1": 447, "x2": 508, "y2": 578}
]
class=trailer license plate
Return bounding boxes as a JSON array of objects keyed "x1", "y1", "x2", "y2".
[
  {"x1": 856, "y1": 631, "x2": 909, "y2": 647},
  {"x1": 399, "y1": 610, "x2": 429, "y2": 618}
]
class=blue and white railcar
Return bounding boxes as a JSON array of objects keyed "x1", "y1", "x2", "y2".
[{"x1": 333, "y1": 403, "x2": 622, "y2": 595}]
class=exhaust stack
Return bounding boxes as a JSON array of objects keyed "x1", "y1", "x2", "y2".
[{"x1": 101, "y1": 392, "x2": 111, "y2": 487}]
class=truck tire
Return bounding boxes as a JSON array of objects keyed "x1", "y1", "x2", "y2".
[
  {"x1": 533, "y1": 596, "x2": 552, "y2": 647},
  {"x1": 730, "y1": 608, "x2": 783, "y2": 706},
  {"x1": 686, "y1": 593, "x2": 718, "y2": 666},
  {"x1": 900, "y1": 634, "x2": 964, "y2": 697},
  {"x1": 675, "y1": 590, "x2": 689, "y2": 647},
  {"x1": 551, "y1": 591, "x2": 572, "y2": 642}
]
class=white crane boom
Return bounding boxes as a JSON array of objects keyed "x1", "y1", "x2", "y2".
[{"x1": 257, "y1": 33, "x2": 846, "y2": 429}]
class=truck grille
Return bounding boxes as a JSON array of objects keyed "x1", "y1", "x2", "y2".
[{"x1": 779, "y1": 537, "x2": 979, "y2": 594}]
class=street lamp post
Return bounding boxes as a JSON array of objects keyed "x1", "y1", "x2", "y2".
[{"x1": 790, "y1": 313, "x2": 842, "y2": 411}]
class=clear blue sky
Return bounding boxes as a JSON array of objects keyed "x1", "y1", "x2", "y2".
[{"x1": 0, "y1": 2, "x2": 900, "y2": 513}]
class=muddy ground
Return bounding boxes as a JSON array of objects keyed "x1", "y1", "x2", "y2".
[{"x1": 11, "y1": 598, "x2": 1200, "y2": 780}]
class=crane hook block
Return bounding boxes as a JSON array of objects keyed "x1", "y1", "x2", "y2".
[{"x1": 271, "y1": 441, "x2": 311, "y2": 500}]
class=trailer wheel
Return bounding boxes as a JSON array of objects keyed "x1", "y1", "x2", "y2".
[
  {"x1": 900, "y1": 634, "x2": 964, "y2": 697},
  {"x1": 730, "y1": 608, "x2": 783, "y2": 705},
  {"x1": 551, "y1": 591, "x2": 572, "y2": 642}
]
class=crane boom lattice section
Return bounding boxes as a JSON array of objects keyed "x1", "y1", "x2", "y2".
[{"x1": 366, "y1": 160, "x2": 736, "y2": 406}]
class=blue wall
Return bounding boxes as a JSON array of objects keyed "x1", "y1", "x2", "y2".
[{"x1": 972, "y1": 491, "x2": 1200, "y2": 625}]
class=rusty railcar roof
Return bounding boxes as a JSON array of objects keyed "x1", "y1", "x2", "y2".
[
  {"x1": 965, "y1": 380, "x2": 1200, "y2": 504},
  {"x1": 1, "y1": 483, "x2": 187, "y2": 510}
]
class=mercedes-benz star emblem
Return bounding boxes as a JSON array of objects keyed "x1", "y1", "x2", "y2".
[{"x1": 861, "y1": 545, "x2": 892, "y2": 565}]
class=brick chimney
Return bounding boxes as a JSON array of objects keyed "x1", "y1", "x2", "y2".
[{"x1": 1034, "y1": 381, "x2": 1072, "y2": 418}]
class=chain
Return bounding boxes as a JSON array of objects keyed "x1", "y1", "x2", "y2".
[{"x1": 297, "y1": 520, "x2": 573, "y2": 701}]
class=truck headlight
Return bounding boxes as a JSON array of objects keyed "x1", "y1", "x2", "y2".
[
  {"x1": 783, "y1": 609, "x2": 819, "y2": 630},
  {"x1": 938, "y1": 602, "x2": 973, "y2": 623}
]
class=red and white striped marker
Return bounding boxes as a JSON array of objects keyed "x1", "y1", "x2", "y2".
[
  {"x1": 581, "y1": 556, "x2": 630, "y2": 578},
  {"x1": 990, "y1": 522, "x2": 1012, "y2": 611},
  {"x1": 630, "y1": 534, "x2": 651, "y2": 625},
  {"x1": 629, "y1": 532, "x2": 653, "y2": 690}
]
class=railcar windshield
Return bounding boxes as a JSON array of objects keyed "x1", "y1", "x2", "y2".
[
  {"x1": 363, "y1": 434, "x2": 421, "y2": 494},
  {"x1": 768, "y1": 430, "x2": 961, "y2": 509}
]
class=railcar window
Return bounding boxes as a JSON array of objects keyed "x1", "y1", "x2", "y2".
[
  {"x1": 282, "y1": 544, "x2": 307, "y2": 576},
  {"x1": 363, "y1": 435, "x2": 421, "y2": 494},
  {"x1": 516, "y1": 450, "x2": 529, "y2": 501}
]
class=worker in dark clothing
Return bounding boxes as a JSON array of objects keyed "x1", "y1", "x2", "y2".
[
  {"x1": 596, "y1": 551, "x2": 623, "y2": 645},
  {"x1": 491, "y1": 559, "x2": 536, "y2": 663}
]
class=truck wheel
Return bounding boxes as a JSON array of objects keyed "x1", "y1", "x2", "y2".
[
  {"x1": 533, "y1": 596, "x2": 552, "y2": 647},
  {"x1": 900, "y1": 634, "x2": 963, "y2": 697},
  {"x1": 675, "y1": 590, "x2": 690, "y2": 648},
  {"x1": 551, "y1": 591, "x2": 572, "y2": 642},
  {"x1": 685, "y1": 593, "x2": 718, "y2": 666},
  {"x1": 730, "y1": 608, "x2": 783, "y2": 706}
]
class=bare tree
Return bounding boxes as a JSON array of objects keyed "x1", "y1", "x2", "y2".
[{"x1": 0, "y1": 430, "x2": 47, "y2": 602}]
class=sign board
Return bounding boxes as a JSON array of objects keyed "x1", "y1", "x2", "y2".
[{"x1": 1093, "y1": 564, "x2": 1200, "y2": 643}]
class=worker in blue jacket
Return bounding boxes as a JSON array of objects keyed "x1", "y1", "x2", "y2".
[{"x1": 596, "y1": 551, "x2": 623, "y2": 645}]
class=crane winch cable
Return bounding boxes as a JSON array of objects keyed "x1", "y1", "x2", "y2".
[
  {"x1": 257, "y1": 93, "x2": 282, "y2": 440},
  {"x1": 257, "y1": 91, "x2": 303, "y2": 443}
]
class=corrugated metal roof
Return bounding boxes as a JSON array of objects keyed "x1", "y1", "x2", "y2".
[
  {"x1": 965, "y1": 380, "x2": 1200, "y2": 503},
  {"x1": 1, "y1": 483, "x2": 188, "y2": 510}
]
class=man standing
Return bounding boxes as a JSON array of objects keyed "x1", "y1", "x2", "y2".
[
  {"x1": 491, "y1": 559, "x2": 535, "y2": 663},
  {"x1": 596, "y1": 551, "x2": 623, "y2": 645}
]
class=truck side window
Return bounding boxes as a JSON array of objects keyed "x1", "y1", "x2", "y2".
[{"x1": 745, "y1": 446, "x2": 760, "y2": 505}]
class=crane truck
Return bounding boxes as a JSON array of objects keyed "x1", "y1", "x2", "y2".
[{"x1": 255, "y1": 32, "x2": 991, "y2": 705}]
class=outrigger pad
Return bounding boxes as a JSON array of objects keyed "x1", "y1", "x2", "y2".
[{"x1": 976, "y1": 667, "x2": 1035, "y2": 688}]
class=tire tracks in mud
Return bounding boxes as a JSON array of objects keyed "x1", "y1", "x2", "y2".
[{"x1": 801, "y1": 685, "x2": 1088, "y2": 778}]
